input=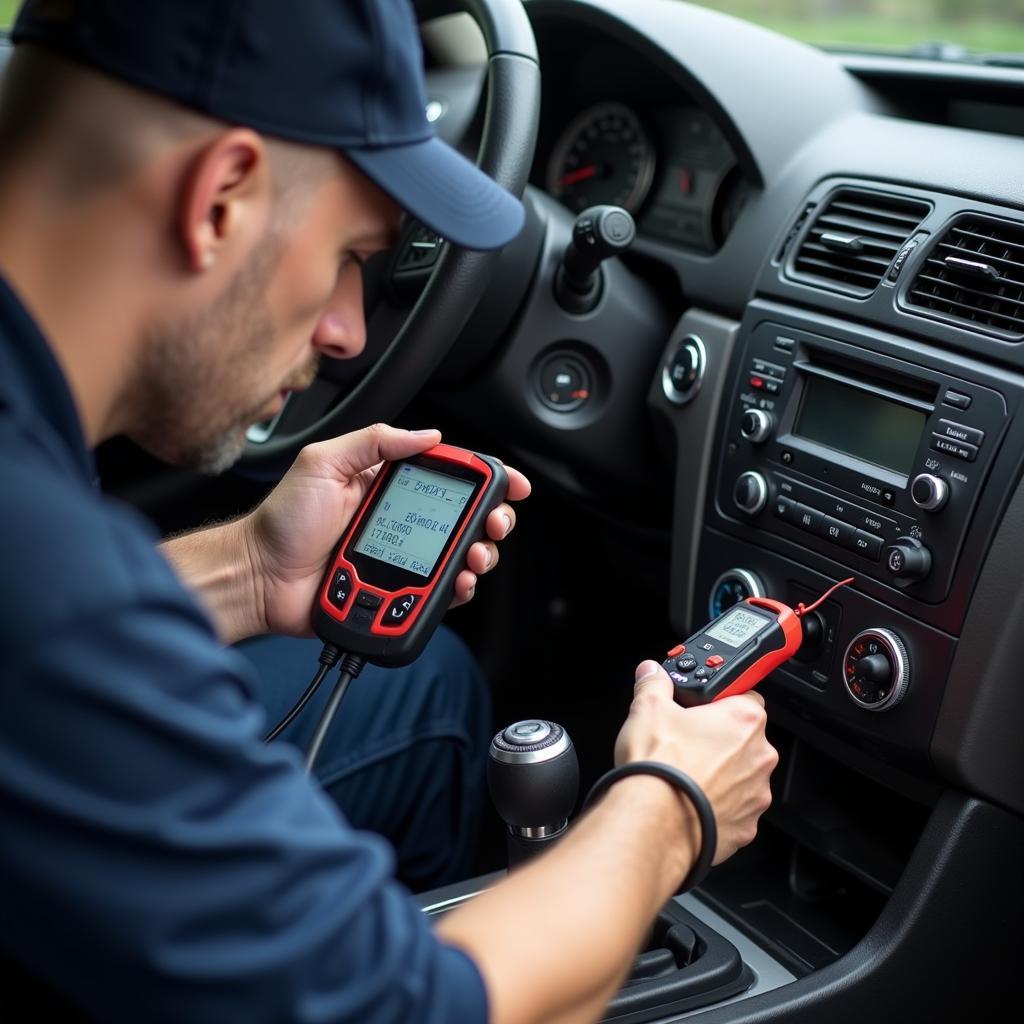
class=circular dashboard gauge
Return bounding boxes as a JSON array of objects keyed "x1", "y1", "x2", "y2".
[{"x1": 546, "y1": 102, "x2": 655, "y2": 214}]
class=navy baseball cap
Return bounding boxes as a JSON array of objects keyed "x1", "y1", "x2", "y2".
[{"x1": 11, "y1": 0, "x2": 525, "y2": 251}]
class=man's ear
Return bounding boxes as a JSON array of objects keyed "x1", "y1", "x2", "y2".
[{"x1": 178, "y1": 128, "x2": 269, "y2": 273}]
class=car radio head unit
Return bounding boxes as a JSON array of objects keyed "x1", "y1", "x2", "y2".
[{"x1": 714, "y1": 318, "x2": 1010, "y2": 602}]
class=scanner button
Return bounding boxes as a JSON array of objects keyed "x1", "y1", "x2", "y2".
[
  {"x1": 706, "y1": 654, "x2": 725, "y2": 668},
  {"x1": 328, "y1": 568, "x2": 354, "y2": 611},
  {"x1": 384, "y1": 593, "x2": 419, "y2": 626},
  {"x1": 356, "y1": 590, "x2": 383, "y2": 610},
  {"x1": 677, "y1": 655, "x2": 698, "y2": 672},
  {"x1": 667, "y1": 643, "x2": 686, "y2": 658}
]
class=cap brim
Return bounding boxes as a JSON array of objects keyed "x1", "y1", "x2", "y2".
[{"x1": 346, "y1": 136, "x2": 524, "y2": 252}]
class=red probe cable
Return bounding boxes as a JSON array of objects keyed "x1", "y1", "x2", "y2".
[{"x1": 793, "y1": 577, "x2": 855, "y2": 618}]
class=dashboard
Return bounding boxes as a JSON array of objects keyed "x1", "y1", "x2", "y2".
[
  {"x1": 420, "y1": 1, "x2": 1024, "y2": 1018},
  {"x1": 537, "y1": 98, "x2": 743, "y2": 251}
]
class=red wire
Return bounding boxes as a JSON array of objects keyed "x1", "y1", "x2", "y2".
[{"x1": 794, "y1": 577, "x2": 855, "y2": 617}]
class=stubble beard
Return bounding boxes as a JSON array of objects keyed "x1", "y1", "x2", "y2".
[{"x1": 128, "y1": 238, "x2": 318, "y2": 475}]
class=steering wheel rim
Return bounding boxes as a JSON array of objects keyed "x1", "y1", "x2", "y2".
[{"x1": 240, "y1": 0, "x2": 540, "y2": 470}]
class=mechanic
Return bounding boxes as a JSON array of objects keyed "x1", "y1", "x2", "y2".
[{"x1": 0, "y1": 2, "x2": 778, "y2": 1023}]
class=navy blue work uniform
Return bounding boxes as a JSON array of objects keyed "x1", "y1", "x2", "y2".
[{"x1": 0, "y1": 275, "x2": 490, "y2": 1023}]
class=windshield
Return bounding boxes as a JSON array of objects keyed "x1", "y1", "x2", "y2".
[
  {"x1": 1, "y1": 1, "x2": 1022, "y2": 59},
  {"x1": 693, "y1": 1, "x2": 1024, "y2": 58}
]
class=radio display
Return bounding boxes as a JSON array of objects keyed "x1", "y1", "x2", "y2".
[{"x1": 794, "y1": 376, "x2": 925, "y2": 476}]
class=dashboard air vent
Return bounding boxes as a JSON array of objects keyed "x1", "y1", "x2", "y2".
[
  {"x1": 905, "y1": 216, "x2": 1024, "y2": 341},
  {"x1": 789, "y1": 189, "x2": 930, "y2": 297}
]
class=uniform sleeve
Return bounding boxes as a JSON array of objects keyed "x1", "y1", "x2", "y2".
[{"x1": 0, "y1": 594, "x2": 489, "y2": 1024}]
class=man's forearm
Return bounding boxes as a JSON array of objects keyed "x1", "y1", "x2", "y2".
[
  {"x1": 436, "y1": 774, "x2": 700, "y2": 1024},
  {"x1": 160, "y1": 517, "x2": 266, "y2": 645}
]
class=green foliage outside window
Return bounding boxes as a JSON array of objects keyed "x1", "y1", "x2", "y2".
[{"x1": 1, "y1": 1, "x2": 1023, "y2": 55}]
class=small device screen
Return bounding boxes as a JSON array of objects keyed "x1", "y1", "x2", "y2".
[
  {"x1": 352, "y1": 464, "x2": 476, "y2": 578},
  {"x1": 794, "y1": 375, "x2": 925, "y2": 477},
  {"x1": 705, "y1": 607, "x2": 771, "y2": 648}
]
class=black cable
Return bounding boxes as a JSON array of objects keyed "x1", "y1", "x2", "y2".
[
  {"x1": 304, "y1": 653, "x2": 366, "y2": 774},
  {"x1": 263, "y1": 643, "x2": 341, "y2": 743},
  {"x1": 581, "y1": 761, "x2": 717, "y2": 893}
]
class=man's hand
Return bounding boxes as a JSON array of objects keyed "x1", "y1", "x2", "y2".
[
  {"x1": 238, "y1": 424, "x2": 530, "y2": 639},
  {"x1": 614, "y1": 661, "x2": 778, "y2": 865}
]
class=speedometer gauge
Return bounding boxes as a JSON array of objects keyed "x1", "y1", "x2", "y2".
[{"x1": 546, "y1": 102, "x2": 655, "y2": 214}]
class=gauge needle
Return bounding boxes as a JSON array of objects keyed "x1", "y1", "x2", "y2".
[{"x1": 559, "y1": 164, "x2": 599, "y2": 186}]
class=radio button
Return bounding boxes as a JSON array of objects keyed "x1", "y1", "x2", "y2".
[
  {"x1": 772, "y1": 495, "x2": 797, "y2": 522},
  {"x1": 930, "y1": 434, "x2": 978, "y2": 462},
  {"x1": 819, "y1": 516, "x2": 855, "y2": 546},
  {"x1": 936, "y1": 418, "x2": 984, "y2": 447},
  {"x1": 752, "y1": 358, "x2": 787, "y2": 379},
  {"x1": 794, "y1": 504, "x2": 823, "y2": 533},
  {"x1": 941, "y1": 389, "x2": 972, "y2": 411},
  {"x1": 847, "y1": 530, "x2": 884, "y2": 561}
]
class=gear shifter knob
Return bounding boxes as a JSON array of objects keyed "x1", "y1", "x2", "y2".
[{"x1": 487, "y1": 720, "x2": 579, "y2": 869}]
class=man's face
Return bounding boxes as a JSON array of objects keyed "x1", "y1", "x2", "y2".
[{"x1": 130, "y1": 156, "x2": 400, "y2": 473}]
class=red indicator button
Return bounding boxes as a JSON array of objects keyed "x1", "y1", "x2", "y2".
[
  {"x1": 706, "y1": 654, "x2": 725, "y2": 668},
  {"x1": 750, "y1": 376, "x2": 765, "y2": 390},
  {"x1": 667, "y1": 644, "x2": 686, "y2": 658}
]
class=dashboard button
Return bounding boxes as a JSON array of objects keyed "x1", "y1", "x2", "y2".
[
  {"x1": 772, "y1": 495, "x2": 797, "y2": 522},
  {"x1": 936, "y1": 418, "x2": 984, "y2": 447},
  {"x1": 930, "y1": 434, "x2": 978, "y2": 462},
  {"x1": 847, "y1": 530, "x2": 884, "y2": 560},
  {"x1": 942, "y1": 389, "x2": 972, "y2": 410},
  {"x1": 794, "y1": 504, "x2": 823, "y2": 533},
  {"x1": 819, "y1": 516, "x2": 854, "y2": 546}
]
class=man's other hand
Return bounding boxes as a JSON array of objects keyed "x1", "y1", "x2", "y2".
[
  {"x1": 614, "y1": 662, "x2": 778, "y2": 866},
  {"x1": 240, "y1": 424, "x2": 530, "y2": 638}
]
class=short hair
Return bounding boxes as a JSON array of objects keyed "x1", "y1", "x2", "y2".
[{"x1": 0, "y1": 44, "x2": 333, "y2": 208}]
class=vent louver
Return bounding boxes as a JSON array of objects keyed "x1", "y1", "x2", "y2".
[
  {"x1": 789, "y1": 189, "x2": 930, "y2": 297},
  {"x1": 905, "y1": 216, "x2": 1024, "y2": 341}
]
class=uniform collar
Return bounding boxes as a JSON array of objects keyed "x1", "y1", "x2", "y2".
[{"x1": 0, "y1": 273, "x2": 95, "y2": 483}]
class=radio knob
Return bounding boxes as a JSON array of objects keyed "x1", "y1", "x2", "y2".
[
  {"x1": 733, "y1": 471, "x2": 768, "y2": 515},
  {"x1": 740, "y1": 409, "x2": 774, "y2": 444},
  {"x1": 910, "y1": 473, "x2": 949, "y2": 512},
  {"x1": 842, "y1": 629, "x2": 909, "y2": 711},
  {"x1": 884, "y1": 536, "x2": 931, "y2": 582}
]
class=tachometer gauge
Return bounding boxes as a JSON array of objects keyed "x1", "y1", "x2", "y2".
[{"x1": 546, "y1": 102, "x2": 655, "y2": 213}]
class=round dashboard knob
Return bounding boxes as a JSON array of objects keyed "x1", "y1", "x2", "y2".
[
  {"x1": 709, "y1": 568, "x2": 766, "y2": 619},
  {"x1": 842, "y1": 629, "x2": 909, "y2": 711},
  {"x1": 884, "y1": 536, "x2": 932, "y2": 582},
  {"x1": 733, "y1": 471, "x2": 768, "y2": 515},
  {"x1": 740, "y1": 409, "x2": 774, "y2": 444},
  {"x1": 910, "y1": 473, "x2": 949, "y2": 512}
]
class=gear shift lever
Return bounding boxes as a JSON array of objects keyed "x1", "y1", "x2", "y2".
[{"x1": 487, "y1": 719, "x2": 579, "y2": 870}]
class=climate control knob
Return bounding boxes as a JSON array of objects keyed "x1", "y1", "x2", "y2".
[
  {"x1": 733, "y1": 471, "x2": 768, "y2": 515},
  {"x1": 842, "y1": 629, "x2": 909, "y2": 711},
  {"x1": 740, "y1": 409, "x2": 774, "y2": 444},
  {"x1": 910, "y1": 473, "x2": 949, "y2": 512}
]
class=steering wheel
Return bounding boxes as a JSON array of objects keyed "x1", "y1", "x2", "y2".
[{"x1": 240, "y1": 0, "x2": 540, "y2": 470}]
